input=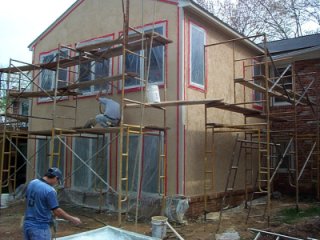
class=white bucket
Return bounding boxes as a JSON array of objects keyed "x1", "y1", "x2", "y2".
[
  {"x1": 151, "y1": 216, "x2": 167, "y2": 239},
  {"x1": 0, "y1": 193, "x2": 10, "y2": 209},
  {"x1": 146, "y1": 84, "x2": 160, "y2": 103}
]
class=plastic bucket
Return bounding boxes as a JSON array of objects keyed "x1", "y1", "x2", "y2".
[
  {"x1": 146, "y1": 84, "x2": 160, "y2": 103},
  {"x1": 151, "y1": 216, "x2": 167, "y2": 239},
  {"x1": 0, "y1": 193, "x2": 10, "y2": 209}
]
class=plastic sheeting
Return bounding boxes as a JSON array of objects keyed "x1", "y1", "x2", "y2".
[
  {"x1": 56, "y1": 226, "x2": 160, "y2": 240},
  {"x1": 165, "y1": 195, "x2": 189, "y2": 224},
  {"x1": 58, "y1": 133, "x2": 166, "y2": 219},
  {"x1": 33, "y1": 132, "x2": 189, "y2": 221}
]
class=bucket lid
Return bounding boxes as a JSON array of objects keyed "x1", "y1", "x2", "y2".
[{"x1": 151, "y1": 216, "x2": 168, "y2": 222}]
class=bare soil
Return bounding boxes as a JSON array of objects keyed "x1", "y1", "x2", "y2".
[{"x1": 0, "y1": 195, "x2": 319, "y2": 239}]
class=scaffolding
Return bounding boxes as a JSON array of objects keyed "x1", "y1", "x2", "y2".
[
  {"x1": 0, "y1": 1, "x2": 319, "y2": 231},
  {"x1": 203, "y1": 34, "x2": 320, "y2": 229},
  {"x1": 0, "y1": 0, "x2": 172, "y2": 226}
]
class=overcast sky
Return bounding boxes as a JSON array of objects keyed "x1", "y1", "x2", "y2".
[{"x1": 0, "y1": 0, "x2": 77, "y2": 67}]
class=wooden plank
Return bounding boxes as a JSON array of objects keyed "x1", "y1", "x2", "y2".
[
  {"x1": 206, "y1": 122, "x2": 267, "y2": 129},
  {"x1": 76, "y1": 37, "x2": 123, "y2": 52},
  {"x1": 9, "y1": 90, "x2": 79, "y2": 98},
  {"x1": 214, "y1": 104, "x2": 262, "y2": 116},
  {"x1": 8, "y1": 74, "x2": 130, "y2": 98},
  {"x1": 75, "y1": 124, "x2": 166, "y2": 134},
  {"x1": 5, "y1": 113, "x2": 28, "y2": 122},
  {"x1": 236, "y1": 77, "x2": 314, "y2": 105},
  {"x1": 126, "y1": 99, "x2": 224, "y2": 108},
  {"x1": 235, "y1": 78, "x2": 293, "y2": 102},
  {"x1": 29, "y1": 129, "x2": 77, "y2": 136},
  {"x1": 0, "y1": 64, "x2": 42, "y2": 73},
  {"x1": 93, "y1": 36, "x2": 172, "y2": 61},
  {"x1": 0, "y1": 33, "x2": 172, "y2": 73},
  {"x1": 66, "y1": 74, "x2": 128, "y2": 90},
  {"x1": 76, "y1": 32, "x2": 171, "y2": 52}
]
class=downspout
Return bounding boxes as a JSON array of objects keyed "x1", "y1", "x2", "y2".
[{"x1": 178, "y1": 2, "x2": 186, "y2": 195}]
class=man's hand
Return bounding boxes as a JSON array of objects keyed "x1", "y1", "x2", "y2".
[
  {"x1": 53, "y1": 208, "x2": 82, "y2": 226},
  {"x1": 96, "y1": 89, "x2": 103, "y2": 101},
  {"x1": 70, "y1": 216, "x2": 82, "y2": 225}
]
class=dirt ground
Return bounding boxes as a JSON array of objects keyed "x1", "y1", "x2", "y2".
[{"x1": 0, "y1": 195, "x2": 319, "y2": 240}]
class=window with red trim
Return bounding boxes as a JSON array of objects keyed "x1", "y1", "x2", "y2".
[
  {"x1": 190, "y1": 23, "x2": 205, "y2": 89},
  {"x1": 36, "y1": 137, "x2": 65, "y2": 178},
  {"x1": 76, "y1": 36, "x2": 113, "y2": 95},
  {"x1": 72, "y1": 134, "x2": 110, "y2": 191},
  {"x1": 39, "y1": 48, "x2": 70, "y2": 101},
  {"x1": 120, "y1": 23, "x2": 166, "y2": 90}
]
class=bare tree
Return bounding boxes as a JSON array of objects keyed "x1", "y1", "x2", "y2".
[
  {"x1": 193, "y1": 0, "x2": 320, "y2": 40},
  {"x1": 301, "y1": 0, "x2": 320, "y2": 29}
]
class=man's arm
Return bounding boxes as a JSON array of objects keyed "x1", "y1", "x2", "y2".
[
  {"x1": 53, "y1": 207, "x2": 82, "y2": 225},
  {"x1": 96, "y1": 89, "x2": 103, "y2": 101}
]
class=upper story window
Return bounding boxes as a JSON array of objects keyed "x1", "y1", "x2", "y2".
[
  {"x1": 253, "y1": 59, "x2": 265, "y2": 108},
  {"x1": 190, "y1": 23, "x2": 206, "y2": 90},
  {"x1": 78, "y1": 57, "x2": 111, "y2": 94},
  {"x1": 120, "y1": 22, "x2": 166, "y2": 90},
  {"x1": 77, "y1": 36, "x2": 113, "y2": 95},
  {"x1": 40, "y1": 49, "x2": 69, "y2": 91},
  {"x1": 272, "y1": 66, "x2": 292, "y2": 106},
  {"x1": 39, "y1": 49, "x2": 69, "y2": 102}
]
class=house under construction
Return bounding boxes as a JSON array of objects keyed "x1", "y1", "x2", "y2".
[{"x1": 0, "y1": 0, "x2": 319, "y2": 228}]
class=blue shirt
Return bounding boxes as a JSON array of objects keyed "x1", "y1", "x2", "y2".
[
  {"x1": 24, "y1": 178, "x2": 59, "y2": 229},
  {"x1": 99, "y1": 97, "x2": 120, "y2": 120}
]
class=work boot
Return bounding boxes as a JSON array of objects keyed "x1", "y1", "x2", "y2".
[{"x1": 84, "y1": 118, "x2": 97, "y2": 128}]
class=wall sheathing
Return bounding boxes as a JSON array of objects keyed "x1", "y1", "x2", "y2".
[
  {"x1": 183, "y1": 9, "x2": 262, "y2": 203},
  {"x1": 28, "y1": 0, "x2": 179, "y2": 195}
]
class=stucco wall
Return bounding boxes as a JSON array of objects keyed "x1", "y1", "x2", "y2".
[
  {"x1": 28, "y1": 0, "x2": 180, "y2": 194},
  {"x1": 182, "y1": 10, "x2": 261, "y2": 196}
]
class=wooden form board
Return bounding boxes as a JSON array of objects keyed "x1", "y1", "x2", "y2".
[{"x1": 0, "y1": 32, "x2": 172, "y2": 74}]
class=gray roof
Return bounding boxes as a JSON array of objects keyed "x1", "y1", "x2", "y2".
[{"x1": 266, "y1": 33, "x2": 320, "y2": 54}]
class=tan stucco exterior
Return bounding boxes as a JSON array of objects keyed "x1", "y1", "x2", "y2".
[{"x1": 27, "y1": 0, "x2": 263, "y2": 199}]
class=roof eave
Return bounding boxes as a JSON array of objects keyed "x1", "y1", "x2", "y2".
[{"x1": 272, "y1": 45, "x2": 320, "y2": 61}]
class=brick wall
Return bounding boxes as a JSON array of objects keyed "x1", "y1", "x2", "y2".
[
  {"x1": 271, "y1": 58, "x2": 320, "y2": 196},
  {"x1": 186, "y1": 189, "x2": 249, "y2": 217}
]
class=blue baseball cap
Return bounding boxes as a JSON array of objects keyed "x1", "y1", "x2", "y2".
[{"x1": 47, "y1": 167, "x2": 63, "y2": 184}]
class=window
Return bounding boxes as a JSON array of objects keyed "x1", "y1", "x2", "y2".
[
  {"x1": 120, "y1": 23, "x2": 166, "y2": 90},
  {"x1": 253, "y1": 59, "x2": 265, "y2": 108},
  {"x1": 40, "y1": 50, "x2": 69, "y2": 91},
  {"x1": 20, "y1": 99, "x2": 29, "y2": 128},
  {"x1": 77, "y1": 36, "x2": 113, "y2": 94},
  {"x1": 272, "y1": 66, "x2": 292, "y2": 106},
  {"x1": 36, "y1": 137, "x2": 65, "y2": 178},
  {"x1": 39, "y1": 49, "x2": 69, "y2": 102},
  {"x1": 122, "y1": 133, "x2": 164, "y2": 193},
  {"x1": 190, "y1": 23, "x2": 205, "y2": 89},
  {"x1": 72, "y1": 135, "x2": 110, "y2": 191},
  {"x1": 78, "y1": 57, "x2": 111, "y2": 94},
  {"x1": 275, "y1": 141, "x2": 294, "y2": 173},
  {"x1": 20, "y1": 100, "x2": 29, "y2": 116},
  {"x1": 11, "y1": 99, "x2": 29, "y2": 127}
]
